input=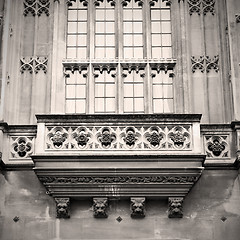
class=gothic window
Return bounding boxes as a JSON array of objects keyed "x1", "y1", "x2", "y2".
[{"x1": 65, "y1": 0, "x2": 175, "y2": 114}]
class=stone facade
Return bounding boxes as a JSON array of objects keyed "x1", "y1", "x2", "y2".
[{"x1": 0, "y1": 0, "x2": 240, "y2": 240}]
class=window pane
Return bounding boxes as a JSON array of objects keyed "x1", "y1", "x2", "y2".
[
  {"x1": 66, "y1": 100, "x2": 75, "y2": 113},
  {"x1": 124, "y1": 48, "x2": 133, "y2": 58},
  {"x1": 67, "y1": 48, "x2": 77, "y2": 58},
  {"x1": 106, "y1": 48, "x2": 115, "y2": 58},
  {"x1": 96, "y1": 10, "x2": 105, "y2": 20},
  {"x1": 152, "y1": 34, "x2": 161, "y2": 46},
  {"x1": 96, "y1": 22, "x2": 104, "y2": 33},
  {"x1": 164, "y1": 99, "x2": 173, "y2": 113},
  {"x1": 77, "y1": 48, "x2": 87, "y2": 59},
  {"x1": 76, "y1": 85, "x2": 86, "y2": 98},
  {"x1": 134, "y1": 47, "x2": 143, "y2": 58},
  {"x1": 95, "y1": 98, "x2": 104, "y2": 112},
  {"x1": 106, "y1": 98, "x2": 115, "y2": 112},
  {"x1": 78, "y1": 22, "x2": 87, "y2": 33},
  {"x1": 76, "y1": 100, "x2": 86, "y2": 113},
  {"x1": 134, "y1": 35, "x2": 143, "y2": 46},
  {"x1": 96, "y1": 35, "x2": 105, "y2": 46},
  {"x1": 124, "y1": 22, "x2": 133, "y2": 33},
  {"x1": 152, "y1": 47, "x2": 161, "y2": 58},
  {"x1": 123, "y1": 9, "x2": 132, "y2": 20},
  {"x1": 76, "y1": 73, "x2": 87, "y2": 84},
  {"x1": 133, "y1": 10, "x2": 142, "y2": 20},
  {"x1": 106, "y1": 10, "x2": 114, "y2": 21},
  {"x1": 162, "y1": 47, "x2": 172, "y2": 58},
  {"x1": 151, "y1": 22, "x2": 161, "y2": 33},
  {"x1": 134, "y1": 84, "x2": 143, "y2": 97},
  {"x1": 106, "y1": 22, "x2": 115, "y2": 33},
  {"x1": 66, "y1": 85, "x2": 75, "y2": 98},
  {"x1": 106, "y1": 35, "x2": 115, "y2": 46},
  {"x1": 134, "y1": 98, "x2": 144, "y2": 112},
  {"x1": 163, "y1": 85, "x2": 173, "y2": 98},
  {"x1": 77, "y1": 35, "x2": 87, "y2": 46},
  {"x1": 162, "y1": 34, "x2": 171, "y2": 46},
  {"x1": 95, "y1": 84, "x2": 104, "y2": 97},
  {"x1": 68, "y1": 10, "x2": 77, "y2": 20},
  {"x1": 124, "y1": 98, "x2": 133, "y2": 112},
  {"x1": 124, "y1": 35, "x2": 133, "y2": 46},
  {"x1": 68, "y1": 22, "x2": 77, "y2": 33},
  {"x1": 153, "y1": 99, "x2": 163, "y2": 113},
  {"x1": 67, "y1": 35, "x2": 77, "y2": 46},
  {"x1": 151, "y1": 10, "x2": 160, "y2": 20},
  {"x1": 153, "y1": 85, "x2": 163, "y2": 98},
  {"x1": 161, "y1": 10, "x2": 171, "y2": 20},
  {"x1": 162, "y1": 22, "x2": 171, "y2": 33},
  {"x1": 133, "y1": 22, "x2": 142, "y2": 33},
  {"x1": 78, "y1": 10, "x2": 87, "y2": 20},
  {"x1": 124, "y1": 84, "x2": 133, "y2": 97},
  {"x1": 106, "y1": 84, "x2": 115, "y2": 97}
]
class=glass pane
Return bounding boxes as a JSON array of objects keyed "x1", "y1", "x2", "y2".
[
  {"x1": 134, "y1": 47, "x2": 143, "y2": 58},
  {"x1": 161, "y1": 10, "x2": 171, "y2": 20},
  {"x1": 95, "y1": 84, "x2": 104, "y2": 97},
  {"x1": 124, "y1": 22, "x2": 133, "y2": 33},
  {"x1": 123, "y1": 9, "x2": 132, "y2": 20},
  {"x1": 124, "y1": 48, "x2": 133, "y2": 58},
  {"x1": 96, "y1": 35, "x2": 105, "y2": 46},
  {"x1": 76, "y1": 100, "x2": 86, "y2": 113},
  {"x1": 67, "y1": 35, "x2": 77, "y2": 46},
  {"x1": 66, "y1": 85, "x2": 75, "y2": 98},
  {"x1": 134, "y1": 72, "x2": 143, "y2": 82},
  {"x1": 68, "y1": 10, "x2": 77, "y2": 20},
  {"x1": 76, "y1": 85, "x2": 86, "y2": 98},
  {"x1": 152, "y1": 73, "x2": 162, "y2": 84},
  {"x1": 163, "y1": 85, "x2": 173, "y2": 98},
  {"x1": 66, "y1": 72, "x2": 76, "y2": 84},
  {"x1": 78, "y1": 22, "x2": 87, "y2": 33},
  {"x1": 95, "y1": 22, "x2": 104, "y2": 33},
  {"x1": 76, "y1": 73, "x2": 87, "y2": 84},
  {"x1": 162, "y1": 72, "x2": 172, "y2": 83},
  {"x1": 95, "y1": 48, "x2": 105, "y2": 58},
  {"x1": 153, "y1": 85, "x2": 163, "y2": 98},
  {"x1": 133, "y1": 10, "x2": 142, "y2": 20},
  {"x1": 96, "y1": 10, "x2": 105, "y2": 20},
  {"x1": 106, "y1": 84, "x2": 115, "y2": 97},
  {"x1": 164, "y1": 99, "x2": 173, "y2": 113},
  {"x1": 162, "y1": 34, "x2": 171, "y2": 46},
  {"x1": 66, "y1": 100, "x2": 75, "y2": 113},
  {"x1": 106, "y1": 10, "x2": 114, "y2": 21},
  {"x1": 153, "y1": 99, "x2": 163, "y2": 113},
  {"x1": 162, "y1": 22, "x2": 171, "y2": 33},
  {"x1": 68, "y1": 22, "x2": 77, "y2": 33},
  {"x1": 124, "y1": 98, "x2": 133, "y2": 112},
  {"x1": 67, "y1": 48, "x2": 77, "y2": 58},
  {"x1": 77, "y1": 35, "x2": 87, "y2": 46},
  {"x1": 134, "y1": 84, "x2": 143, "y2": 97},
  {"x1": 95, "y1": 71, "x2": 104, "y2": 82},
  {"x1": 78, "y1": 10, "x2": 87, "y2": 20},
  {"x1": 77, "y1": 48, "x2": 87, "y2": 59},
  {"x1": 106, "y1": 48, "x2": 115, "y2": 58},
  {"x1": 106, "y1": 22, "x2": 115, "y2": 33},
  {"x1": 106, "y1": 98, "x2": 115, "y2": 112},
  {"x1": 134, "y1": 35, "x2": 143, "y2": 46},
  {"x1": 106, "y1": 35, "x2": 115, "y2": 46},
  {"x1": 124, "y1": 35, "x2": 133, "y2": 46},
  {"x1": 95, "y1": 98, "x2": 104, "y2": 112},
  {"x1": 162, "y1": 47, "x2": 172, "y2": 58},
  {"x1": 152, "y1": 34, "x2": 161, "y2": 46},
  {"x1": 151, "y1": 22, "x2": 161, "y2": 33},
  {"x1": 124, "y1": 84, "x2": 133, "y2": 97},
  {"x1": 152, "y1": 47, "x2": 161, "y2": 58},
  {"x1": 151, "y1": 10, "x2": 160, "y2": 20},
  {"x1": 134, "y1": 98, "x2": 144, "y2": 112},
  {"x1": 133, "y1": 22, "x2": 142, "y2": 33}
]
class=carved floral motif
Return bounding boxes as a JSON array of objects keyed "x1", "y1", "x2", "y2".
[
  {"x1": 97, "y1": 127, "x2": 116, "y2": 148},
  {"x1": 93, "y1": 198, "x2": 108, "y2": 218},
  {"x1": 20, "y1": 57, "x2": 48, "y2": 74},
  {"x1": 122, "y1": 127, "x2": 138, "y2": 147},
  {"x1": 39, "y1": 175, "x2": 199, "y2": 184},
  {"x1": 191, "y1": 56, "x2": 205, "y2": 73},
  {"x1": 144, "y1": 127, "x2": 164, "y2": 148},
  {"x1": 205, "y1": 135, "x2": 229, "y2": 158},
  {"x1": 168, "y1": 198, "x2": 183, "y2": 218},
  {"x1": 55, "y1": 198, "x2": 70, "y2": 218},
  {"x1": 191, "y1": 55, "x2": 219, "y2": 73},
  {"x1": 188, "y1": 0, "x2": 215, "y2": 15},
  {"x1": 72, "y1": 127, "x2": 91, "y2": 148},
  {"x1": 47, "y1": 127, "x2": 68, "y2": 149},
  {"x1": 130, "y1": 198, "x2": 145, "y2": 218},
  {"x1": 11, "y1": 137, "x2": 33, "y2": 158},
  {"x1": 168, "y1": 126, "x2": 190, "y2": 149}
]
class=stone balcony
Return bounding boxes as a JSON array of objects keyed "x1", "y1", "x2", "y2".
[{"x1": 31, "y1": 114, "x2": 205, "y2": 205}]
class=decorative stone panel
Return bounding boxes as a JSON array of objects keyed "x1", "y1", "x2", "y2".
[
  {"x1": 191, "y1": 56, "x2": 219, "y2": 73},
  {"x1": 23, "y1": 0, "x2": 50, "y2": 17},
  {"x1": 45, "y1": 125, "x2": 192, "y2": 151},
  {"x1": 188, "y1": 0, "x2": 215, "y2": 15},
  {"x1": 20, "y1": 57, "x2": 48, "y2": 74}
]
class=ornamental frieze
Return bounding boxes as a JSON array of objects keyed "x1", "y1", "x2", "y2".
[
  {"x1": 45, "y1": 125, "x2": 192, "y2": 151},
  {"x1": 39, "y1": 175, "x2": 199, "y2": 184}
]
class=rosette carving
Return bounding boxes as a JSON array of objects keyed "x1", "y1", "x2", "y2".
[
  {"x1": 11, "y1": 137, "x2": 33, "y2": 158},
  {"x1": 122, "y1": 127, "x2": 139, "y2": 148},
  {"x1": 144, "y1": 127, "x2": 164, "y2": 148},
  {"x1": 47, "y1": 127, "x2": 68, "y2": 149},
  {"x1": 97, "y1": 127, "x2": 116, "y2": 148},
  {"x1": 72, "y1": 127, "x2": 91, "y2": 148},
  {"x1": 168, "y1": 126, "x2": 191, "y2": 149}
]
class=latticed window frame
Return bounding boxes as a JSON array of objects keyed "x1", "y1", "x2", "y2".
[{"x1": 64, "y1": 0, "x2": 176, "y2": 114}]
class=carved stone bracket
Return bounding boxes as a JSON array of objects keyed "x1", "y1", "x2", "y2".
[
  {"x1": 168, "y1": 197, "x2": 183, "y2": 218},
  {"x1": 20, "y1": 57, "x2": 48, "y2": 74},
  {"x1": 188, "y1": 0, "x2": 215, "y2": 15},
  {"x1": 93, "y1": 198, "x2": 108, "y2": 218},
  {"x1": 130, "y1": 197, "x2": 145, "y2": 218},
  {"x1": 236, "y1": 14, "x2": 240, "y2": 23},
  {"x1": 55, "y1": 198, "x2": 70, "y2": 218},
  {"x1": 23, "y1": 0, "x2": 50, "y2": 16},
  {"x1": 191, "y1": 55, "x2": 219, "y2": 73}
]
